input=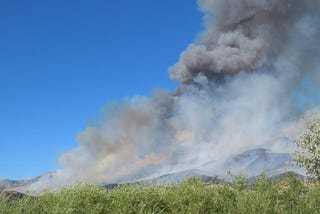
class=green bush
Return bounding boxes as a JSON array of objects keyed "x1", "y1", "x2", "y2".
[{"x1": 1, "y1": 175, "x2": 320, "y2": 213}]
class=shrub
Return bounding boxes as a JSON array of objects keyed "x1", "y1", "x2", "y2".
[{"x1": 1, "y1": 175, "x2": 320, "y2": 213}]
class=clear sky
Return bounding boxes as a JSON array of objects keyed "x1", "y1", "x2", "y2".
[{"x1": 0, "y1": 0, "x2": 203, "y2": 179}]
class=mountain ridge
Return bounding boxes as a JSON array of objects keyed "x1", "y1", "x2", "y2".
[{"x1": 1, "y1": 149, "x2": 305, "y2": 193}]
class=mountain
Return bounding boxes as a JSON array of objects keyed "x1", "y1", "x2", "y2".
[
  {"x1": 0, "y1": 149, "x2": 305, "y2": 193},
  {"x1": 0, "y1": 172, "x2": 54, "y2": 193},
  {"x1": 135, "y1": 169, "x2": 224, "y2": 185},
  {"x1": 0, "y1": 177, "x2": 40, "y2": 191},
  {"x1": 130, "y1": 149, "x2": 304, "y2": 185},
  {"x1": 196, "y1": 148, "x2": 304, "y2": 179},
  {"x1": 222, "y1": 148, "x2": 298, "y2": 177}
]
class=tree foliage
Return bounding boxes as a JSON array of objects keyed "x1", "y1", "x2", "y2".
[{"x1": 293, "y1": 115, "x2": 320, "y2": 181}]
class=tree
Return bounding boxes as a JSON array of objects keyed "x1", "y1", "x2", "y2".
[{"x1": 293, "y1": 115, "x2": 320, "y2": 181}]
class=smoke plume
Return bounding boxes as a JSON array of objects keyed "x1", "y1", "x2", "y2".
[{"x1": 30, "y1": 0, "x2": 320, "y2": 189}]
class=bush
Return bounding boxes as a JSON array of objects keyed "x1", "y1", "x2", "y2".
[{"x1": 1, "y1": 175, "x2": 320, "y2": 213}]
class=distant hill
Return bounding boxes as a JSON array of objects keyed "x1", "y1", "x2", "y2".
[
  {"x1": 0, "y1": 172, "x2": 54, "y2": 193},
  {"x1": 0, "y1": 176, "x2": 40, "y2": 191},
  {"x1": 1, "y1": 149, "x2": 305, "y2": 193},
  {"x1": 131, "y1": 169, "x2": 225, "y2": 186}
]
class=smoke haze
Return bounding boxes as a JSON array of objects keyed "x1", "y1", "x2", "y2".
[{"x1": 29, "y1": 0, "x2": 320, "y2": 189}]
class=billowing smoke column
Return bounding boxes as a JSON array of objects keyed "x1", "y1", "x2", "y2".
[
  {"x1": 171, "y1": 0, "x2": 319, "y2": 83},
  {"x1": 33, "y1": 0, "x2": 320, "y2": 188}
]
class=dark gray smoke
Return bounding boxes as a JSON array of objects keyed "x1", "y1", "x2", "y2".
[
  {"x1": 170, "y1": 0, "x2": 319, "y2": 84},
  {"x1": 28, "y1": 0, "x2": 320, "y2": 190}
]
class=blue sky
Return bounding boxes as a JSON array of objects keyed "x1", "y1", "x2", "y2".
[{"x1": 0, "y1": 0, "x2": 203, "y2": 179}]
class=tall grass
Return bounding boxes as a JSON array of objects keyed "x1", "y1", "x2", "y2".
[{"x1": 1, "y1": 175, "x2": 320, "y2": 213}]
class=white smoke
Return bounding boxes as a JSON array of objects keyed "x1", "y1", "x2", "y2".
[{"x1": 28, "y1": 0, "x2": 320, "y2": 190}]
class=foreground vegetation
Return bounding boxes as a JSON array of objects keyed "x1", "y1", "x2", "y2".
[{"x1": 1, "y1": 174, "x2": 320, "y2": 214}]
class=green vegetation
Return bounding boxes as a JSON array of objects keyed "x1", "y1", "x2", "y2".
[
  {"x1": 1, "y1": 175, "x2": 320, "y2": 214},
  {"x1": 294, "y1": 115, "x2": 320, "y2": 181}
]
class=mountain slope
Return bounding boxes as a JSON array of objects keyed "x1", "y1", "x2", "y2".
[{"x1": 1, "y1": 149, "x2": 305, "y2": 193}]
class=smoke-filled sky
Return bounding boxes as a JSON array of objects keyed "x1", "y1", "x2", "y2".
[
  {"x1": 0, "y1": 0, "x2": 201, "y2": 180},
  {"x1": 1, "y1": 0, "x2": 320, "y2": 183}
]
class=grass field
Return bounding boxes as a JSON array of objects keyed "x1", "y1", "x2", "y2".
[{"x1": 1, "y1": 174, "x2": 320, "y2": 213}]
